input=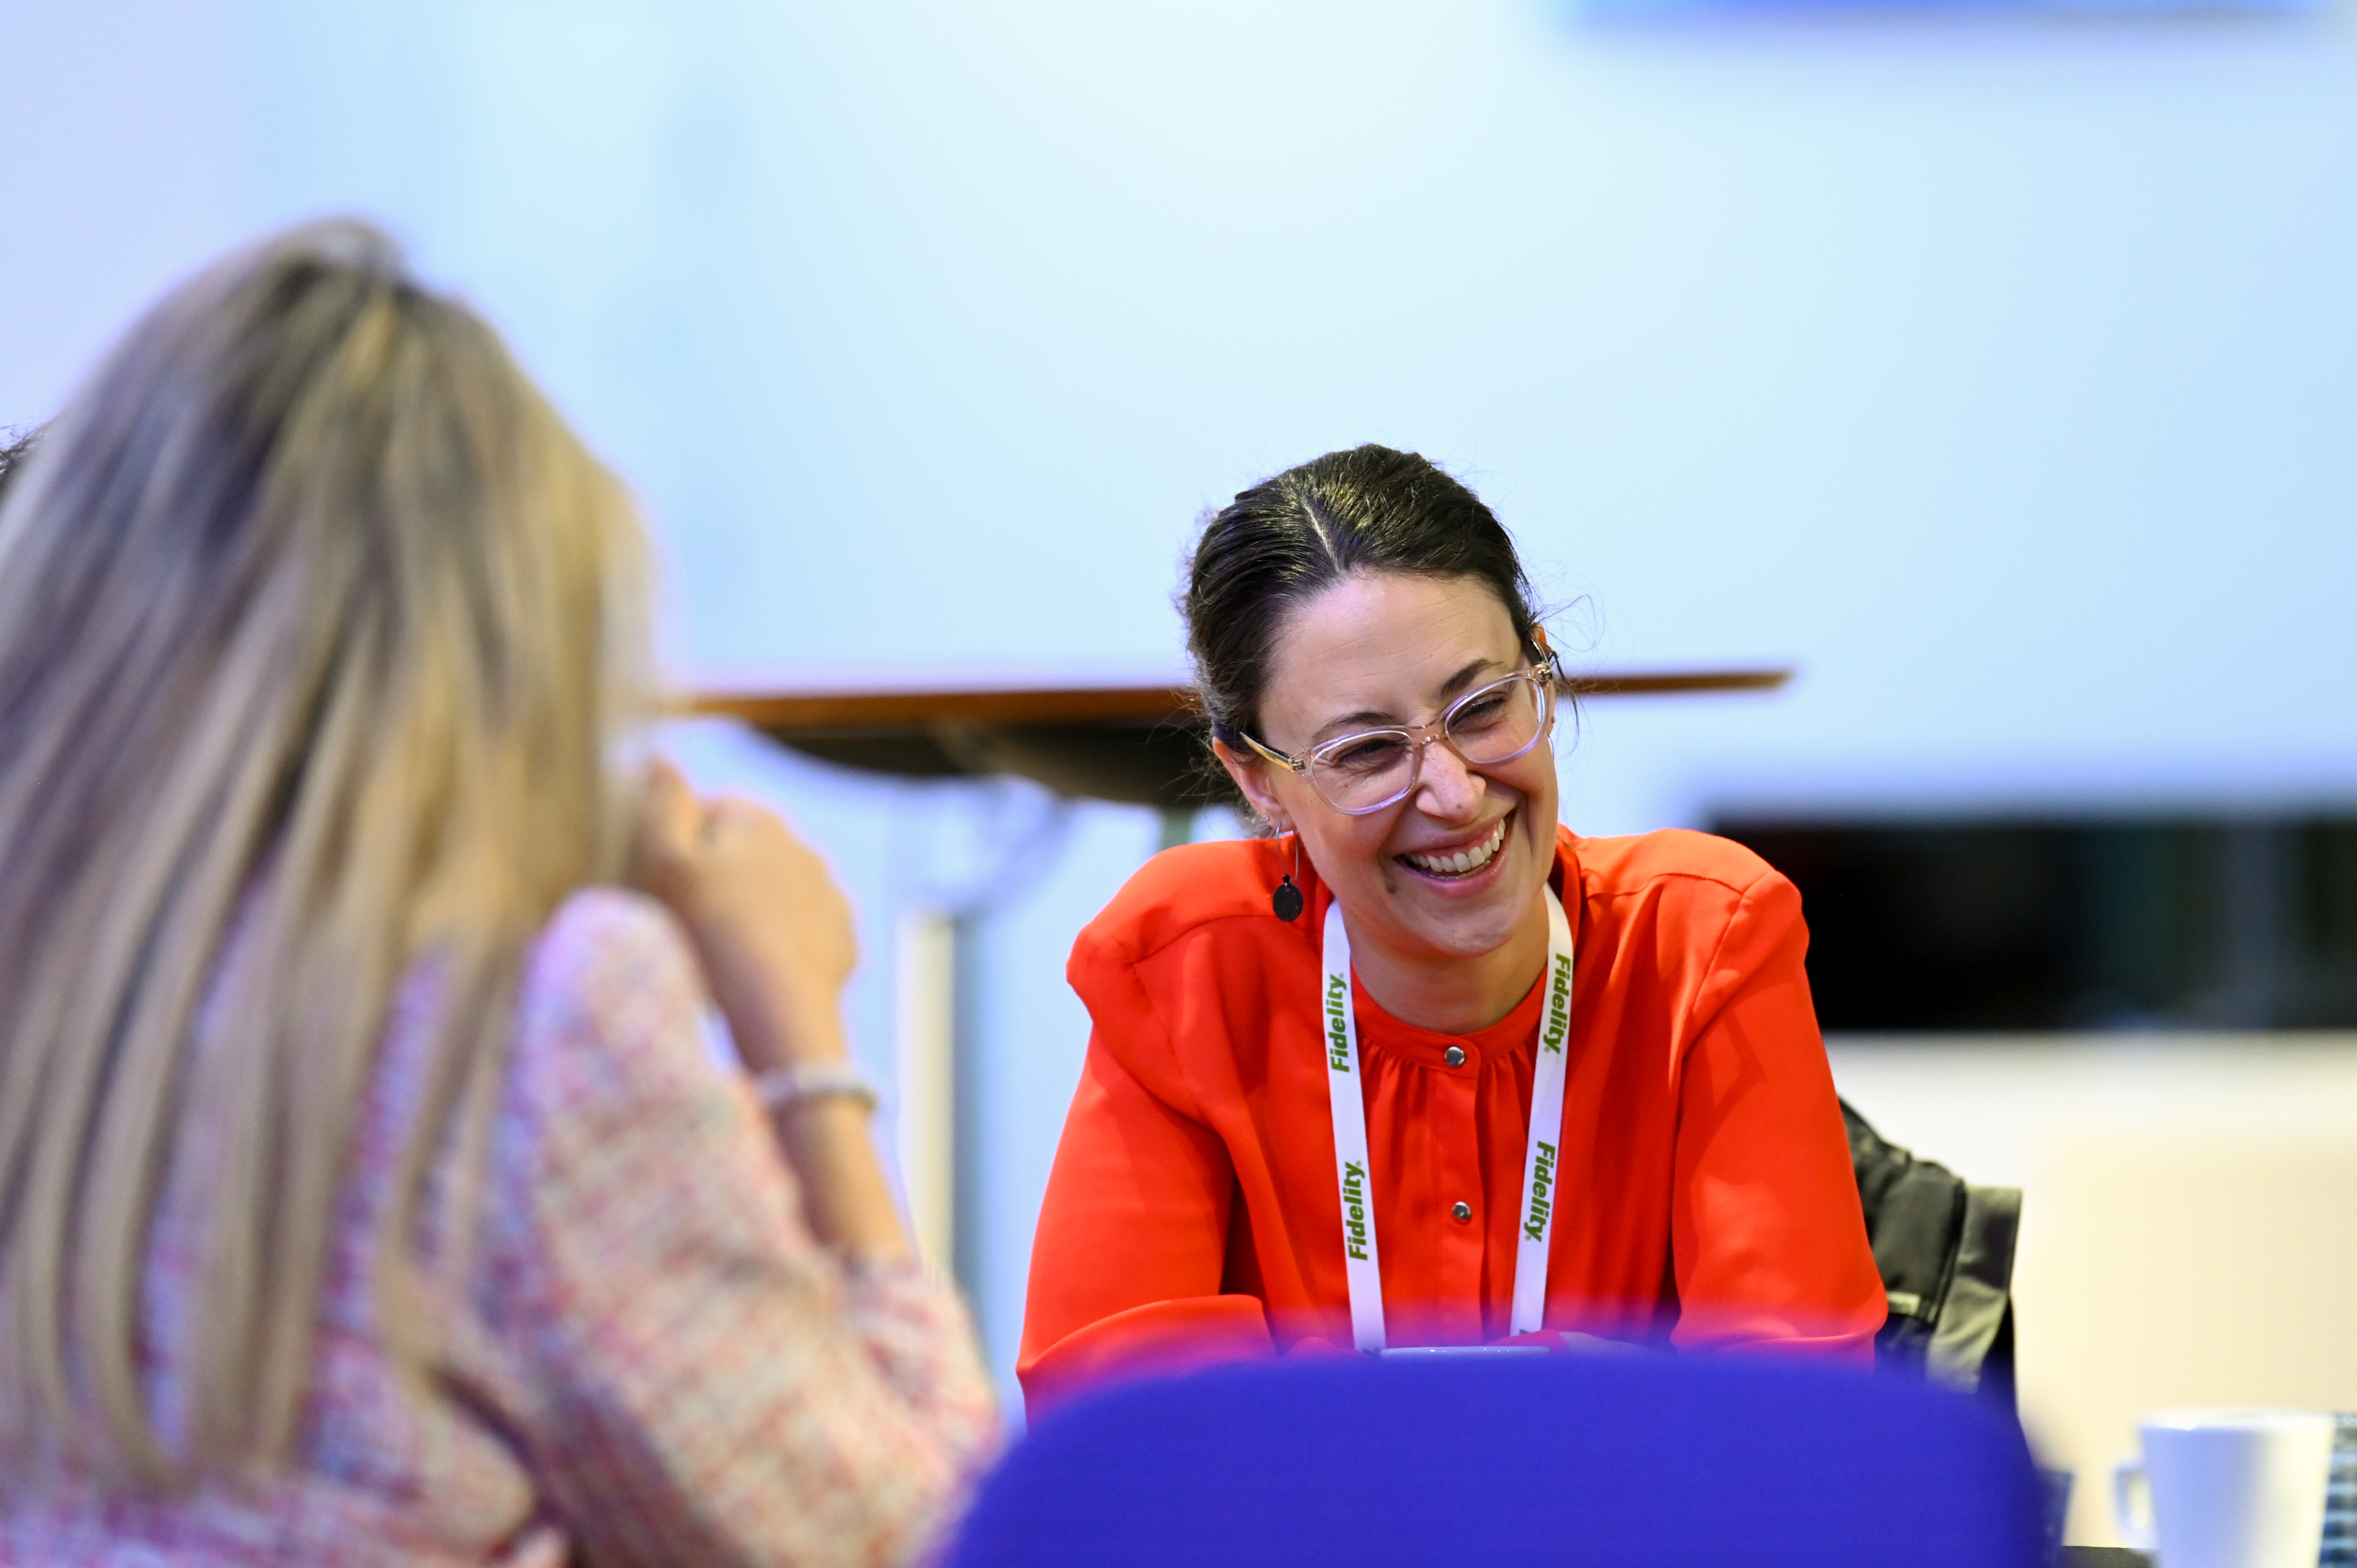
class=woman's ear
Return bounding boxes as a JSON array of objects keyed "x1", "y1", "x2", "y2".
[{"x1": 1211, "y1": 739, "x2": 1292, "y2": 836}]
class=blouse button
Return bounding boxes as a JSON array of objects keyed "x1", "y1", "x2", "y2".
[
  {"x1": 1451, "y1": 1201, "x2": 1473, "y2": 1224},
  {"x1": 1444, "y1": 1046, "x2": 1467, "y2": 1067}
]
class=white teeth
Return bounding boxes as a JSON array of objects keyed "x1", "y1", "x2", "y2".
[{"x1": 1405, "y1": 816, "x2": 1509, "y2": 877}]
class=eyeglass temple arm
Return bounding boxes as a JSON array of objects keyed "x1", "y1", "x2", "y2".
[{"x1": 1236, "y1": 731, "x2": 1308, "y2": 774}]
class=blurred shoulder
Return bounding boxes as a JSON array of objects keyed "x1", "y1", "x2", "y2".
[
  {"x1": 1569, "y1": 826, "x2": 1789, "y2": 906},
  {"x1": 512, "y1": 887, "x2": 711, "y2": 1110},
  {"x1": 526, "y1": 885, "x2": 703, "y2": 1004}
]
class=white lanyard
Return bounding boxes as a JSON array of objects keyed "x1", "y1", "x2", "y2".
[{"x1": 1322, "y1": 885, "x2": 1575, "y2": 1353}]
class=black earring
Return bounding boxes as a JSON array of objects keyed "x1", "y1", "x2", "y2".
[{"x1": 1271, "y1": 833, "x2": 1304, "y2": 921}]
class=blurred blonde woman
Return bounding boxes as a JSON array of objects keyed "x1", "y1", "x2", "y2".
[{"x1": 0, "y1": 223, "x2": 996, "y2": 1565}]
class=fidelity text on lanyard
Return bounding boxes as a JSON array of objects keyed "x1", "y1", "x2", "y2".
[{"x1": 1322, "y1": 885, "x2": 1574, "y2": 1353}]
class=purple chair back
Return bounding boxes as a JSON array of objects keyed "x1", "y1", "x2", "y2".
[{"x1": 952, "y1": 1350, "x2": 2045, "y2": 1567}]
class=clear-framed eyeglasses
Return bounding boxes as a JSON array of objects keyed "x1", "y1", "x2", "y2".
[{"x1": 1238, "y1": 658, "x2": 1559, "y2": 816}]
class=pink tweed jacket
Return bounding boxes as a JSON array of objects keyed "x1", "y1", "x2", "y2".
[{"x1": 1, "y1": 889, "x2": 1000, "y2": 1567}]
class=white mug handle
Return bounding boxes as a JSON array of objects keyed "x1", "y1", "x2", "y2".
[{"x1": 2112, "y1": 1459, "x2": 2159, "y2": 1552}]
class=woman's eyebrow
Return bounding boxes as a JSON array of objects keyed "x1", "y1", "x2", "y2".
[
  {"x1": 1314, "y1": 707, "x2": 1398, "y2": 739},
  {"x1": 1435, "y1": 655, "x2": 1503, "y2": 699},
  {"x1": 1308, "y1": 657, "x2": 1511, "y2": 740}
]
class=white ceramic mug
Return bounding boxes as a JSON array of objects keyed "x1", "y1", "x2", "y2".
[{"x1": 2112, "y1": 1409, "x2": 2339, "y2": 1568}]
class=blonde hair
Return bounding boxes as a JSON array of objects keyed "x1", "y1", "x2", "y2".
[{"x1": 0, "y1": 222, "x2": 647, "y2": 1481}]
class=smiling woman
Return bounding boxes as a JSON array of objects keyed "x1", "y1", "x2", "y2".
[{"x1": 1017, "y1": 445, "x2": 1885, "y2": 1412}]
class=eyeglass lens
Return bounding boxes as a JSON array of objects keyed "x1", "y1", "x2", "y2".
[{"x1": 1306, "y1": 673, "x2": 1549, "y2": 813}]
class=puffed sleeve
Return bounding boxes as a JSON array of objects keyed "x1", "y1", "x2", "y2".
[
  {"x1": 1016, "y1": 1028, "x2": 1276, "y2": 1413},
  {"x1": 1665, "y1": 869, "x2": 1885, "y2": 1360},
  {"x1": 482, "y1": 890, "x2": 1001, "y2": 1568}
]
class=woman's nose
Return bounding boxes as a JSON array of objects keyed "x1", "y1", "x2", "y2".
[{"x1": 1413, "y1": 740, "x2": 1485, "y2": 821}]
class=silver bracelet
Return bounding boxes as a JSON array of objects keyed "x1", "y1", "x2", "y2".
[{"x1": 752, "y1": 1061, "x2": 881, "y2": 1114}]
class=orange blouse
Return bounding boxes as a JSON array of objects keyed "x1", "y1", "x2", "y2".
[{"x1": 1017, "y1": 826, "x2": 1884, "y2": 1413}]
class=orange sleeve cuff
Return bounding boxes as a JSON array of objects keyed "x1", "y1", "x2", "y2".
[{"x1": 1018, "y1": 1294, "x2": 1276, "y2": 1418}]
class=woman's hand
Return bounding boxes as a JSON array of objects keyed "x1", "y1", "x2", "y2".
[
  {"x1": 632, "y1": 758, "x2": 856, "y2": 1073},
  {"x1": 633, "y1": 758, "x2": 911, "y2": 1262}
]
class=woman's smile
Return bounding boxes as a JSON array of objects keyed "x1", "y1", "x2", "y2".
[{"x1": 1396, "y1": 807, "x2": 1514, "y2": 883}]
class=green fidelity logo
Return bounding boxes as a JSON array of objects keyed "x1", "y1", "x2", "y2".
[
  {"x1": 1325, "y1": 972, "x2": 1351, "y2": 1071},
  {"x1": 1523, "y1": 1140, "x2": 1557, "y2": 1242},
  {"x1": 1540, "y1": 952, "x2": 1572, "y2": 1054},
  {"x1": 1341, "y1": 1159, "x2": 1371, "y2": 1260}
]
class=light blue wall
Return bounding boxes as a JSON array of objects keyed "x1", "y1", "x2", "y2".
[{"x1": 7, "y1": 0, "x2": 2356, "y2": 1405}]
